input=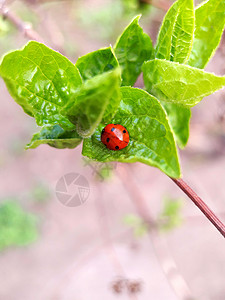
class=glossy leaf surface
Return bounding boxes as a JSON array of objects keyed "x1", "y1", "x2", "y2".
[
  {"x1": 26, "y1": 124, "x2": 82, "y2": 149},
  {"x1": 155, "y1": 0, "x2": 194, "y2": 64},
  {"x1": 82, "y1": 87, "x2": 181, "y2": 178},
  {"x1": 143, "y1": 59, "x2": 225, "y2": 107},
  {"x1": 76, "y1": 47, "x2": 121, "y2": 122},
  {"x1": 114, "y1": 16, "x2": 153, "y2": 86},
  {"x1": 0, "y1": 41, "x2": 82, "y2": 129},
  {"x1": 61, "y1": 68, "x2": 121, "y2": 138},
  {"x1": 188, "y1": 0, "x2": 225, "y2": 69}
]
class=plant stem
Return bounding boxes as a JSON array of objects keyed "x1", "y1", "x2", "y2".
[
  {"x1": 118, "y1": 166, "x2": 194, "y2": 300},
  {"x1": 171, "y1": 177, "x2": 225, "y2": 238},
  {"x1": 0, "y1": 5, "x2": 44, "y2": 42}
]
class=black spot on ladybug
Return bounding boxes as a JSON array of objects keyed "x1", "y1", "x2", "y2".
[
  {"x1": 111, "y1": 127, "x2": 115, "y2": 132},
  {"x1": 123, "y1": 130, "x2": 126, "y2": 133},
  {"x1": 107, "y1": 138, "x2": 110, "y2": 142},
  {"x1": 115, "y1": 146, "x2": 119, "y2": 150},
  {"x1": 102, "y1": 128, "x2": 105, "y2": 133}
]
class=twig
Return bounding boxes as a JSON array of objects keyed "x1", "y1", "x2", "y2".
[
  {"x1": 0, "y1": 5, "x2": 44, "y2": 42},
  {"x1": 171, "y1": 178, "x2": 225, "y2": 238},
  {"x1": 117, "y1": 165, "x2": 194, "y2": 300}
]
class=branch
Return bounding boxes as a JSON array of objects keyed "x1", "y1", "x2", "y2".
[
  {"x1": 0, "y1": 5, "x2": 44, "y2": 42},
  {"x1": 117, "y1": 165, "x2": 194, "y2": 300},
  {"x1": 171, "y1": 177, "x2": 225, "y2": 238}
]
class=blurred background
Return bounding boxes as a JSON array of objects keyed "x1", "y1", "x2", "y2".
[{"x1": 0, "y1": 0, "x2": 225, "y2": 299}]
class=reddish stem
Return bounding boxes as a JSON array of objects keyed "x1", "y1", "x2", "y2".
[
  {"x1": 171, "y1": 178, "x2": 225, "y2": 238},
  {"x1": 0, "y1": 5, "x2": 44, "y2": 42}
]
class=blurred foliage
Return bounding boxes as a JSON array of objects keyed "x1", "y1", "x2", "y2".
[
  {"x1": 95, "y1": 162, "x2": 117, "y2": 181},
  {"x1": 75, "y1": 0, "x2": 151, "y2": 41},
  {"x1": 121, "y1": 0, "x2": 151, "y2": 15},
  {"x1": 76, "y1": 1, "x2": 124, "y2": 40},
  {"x1": 0, "y1": 17, "x2": 10, "y2": 37},
  {"x1": 10, "y1": 0, "x2": 38, "y2": 25},
  {"x1": 123, "y1": 214, "x2": 148, "y2": 237},
  {"x1": 83, "y1": 157, "x2": 117, "y2": 181},
  {"x1": 124, "y1": 197, "x2": 183, "y2": 237},
  {"x1": 8, "y1": 137, "x2": 27, "y2": 156},
  {"x1": 29, "y1": 182, "x2": 50, "y2": 203},
  {"x1": 0, "y1": 200, "x2": 38, "y2": 251},
  {"x1": 158, "y1": 197, "x2": 183, "y2": 231},
  {"x1": 0, "y1": 1, "x2": 37, "y2": 55}
]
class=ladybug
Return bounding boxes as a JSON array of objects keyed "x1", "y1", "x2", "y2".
[{"x1": 101, "y1": 124, "x2": 129, "y2": 151}]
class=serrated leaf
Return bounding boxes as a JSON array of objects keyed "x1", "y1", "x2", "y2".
[
  {"x1": 114, "y1": 15, "x2": 153, "y2": 86},
  {"x1": 76, "y1": 47, "x2": 119, "y2": 80},
  {"x1": 162, "y1": 103, "x2": 191, "y2": 148},
  {"x1": 155, "y1": 0, "x2": 194, "y2": 64},
  {"x1": 26, "y1": 124, "x2": 82, "y2": 149},
  {"x1": 61, "y1": 68, "x2": 121, "y2": 138},
  {"x1": 143, "y1": 59, "x2": 225, "y2": 107},
  {"x1": 188, "y1": 0, "x2": 225, "y2": 69},
  {"x1": 0, "y1": 41, "x2": 82, "y2": 129},
  {"x1": 82, "y1": 87, "x2": 181, "y2": 178},
  {"x1": 154, "y1": 0, "x2": 194, "y2": 148},
  {"x1": 76, "y1": 47, "x2": 121, "y2": 122}
]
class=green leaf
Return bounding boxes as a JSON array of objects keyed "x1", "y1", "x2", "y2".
[
  {"x1": 61, "y1": 68, "x2": 121, "y2": 138},
  {"x1": 188, "y1": 0, "x2": 225, "y2": 69},
  {"x1": 154, "y1": 0, "x2": 194, "y2": 148},
  {"x1": 155, "y1": 0, "x2": 194, "y2": 64},
  {"x1": 143, "y1": 59, "x2": 225, "y2": 107},
  {"x1": 76, "y1": 47, "x2": 121, "y2": 122},
  {"x1": 162, "y1": 103, "x2": 191, "y2": 148},
  {"x1": 26, "y1": 124, "x2": 82, "y2": 149},
  {"x1": 76, "y1": 47, "x2": 119, "y2": 80},
  {"x1": 114, "y1": 15, "x2": 153, "y2": 86},
  {"x1": 82, "y1": 87, "x2": 181, "y2": 178},
  {"x1": 0, "y1": 41, "x2": 82, "y2": 129}
]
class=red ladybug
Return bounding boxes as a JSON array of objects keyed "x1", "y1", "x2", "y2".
[{"x1": 101, "y1": 124, "x2": 129, "y2": 151}]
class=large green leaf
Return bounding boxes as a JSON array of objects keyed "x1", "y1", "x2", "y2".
[
  {"x1": 76, "y1": 47, "x2": 121, "y2": 122},
  {"x1": 154, "y1": 0, "x2": 194, "y2": 148},
  {"x1": 162, "y1": 103, "x2": 191, "y2": 148},
  {"x1": 188, "y1": 0, "x2": 225, "y2": 69},
  {"x1": 26, "y1": 124, "x2": 82, "y2": 149},
  {"x1": 155, "y1": 0, "x2": 194, "y2": 64},
  {"x1": 61, "y1": 68, "x2": 121, "y2": 138},
  {"x1": 143, "y1": 59, "x2": 225, "y2": 107},
  {"x1": 114, "y1": 15, "x2": 153, "y2": 86},
  {"x1": 0, "y1": 41, "x2": 82, "y2": 129},
  {"x1": 82, "y1": 87, "x2": 181, "y2": 178}
]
